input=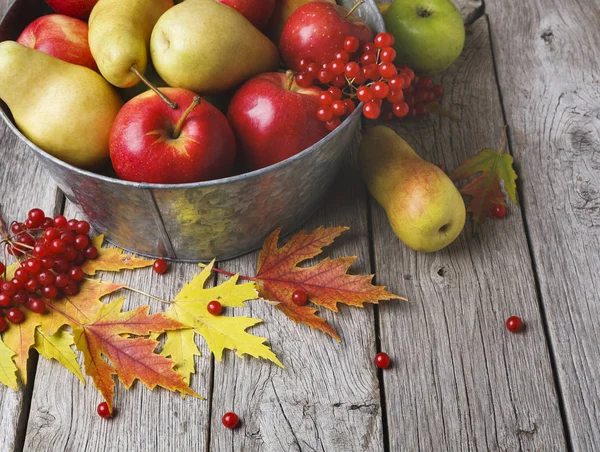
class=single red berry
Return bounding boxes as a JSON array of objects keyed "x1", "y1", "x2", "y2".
[
  {"x1": 42, "y1": 285, "x2": 59, "y2": 299},
  {"x1": 84, "y1": 245, "x2": 98, "y2": 259},
  {"x1": 506, "y1": 316, "x2": 524, "y2": 333},
  {"x1": 295, "y1": 72, "x2": 313, "y2": 88},
  {"x1": 55, "y1": 273, "x2": 70, "y2": 288},
  {"x1": 362, "y1": 42, "x2": 376, "y2": 53},
  {"x1": 327, "y1": 87, "x2": 343, "y2": 100},
  {"x1": 344, "y1": 61, "x2": 360, "y2": 79},
  {"x1": 11, "y1": 277, "x2": 25, "y2": 290},
  {"x1": 76, "y1": 221, "x2": 91, "y2": 235},
  {"x1": 25, "y1": 278, "x2": 40, "y2": 293},
  {"x1": 380, "y1": 47, "x2": 396, "y2": 63},
  {"x1": 363, "y1": 101, "x2": 381, "y2": 120},
  {"x1": 207, "y1": 300, "x2": 223, "y2": 316},
  {"x1": 97, "y1": 401, "x2": 111, "y2": 418},
  {"x1": 317, "y1": 69, "x2": 334, "y2": 84},
  {"x1": 69, "y1": 266, "x2": 84, "y2": 282},
  {"x1": 26, "y1": 298, "x2": 46, "y2": 314},
  {"x1": 291, "y1": 289, "x2": 308, "y2": 306},
  {"x1": 0, "y1": 317, "x2": 7, "y2": 333},
  {"x1": 0, "y1": 293, "x2": 10, "y2": 307},
  {"x1": 63, "y1": 281, "x2": 80, "y2": 296},
  {"x1": 222, "y1": 412, "x2": 239, "y2": 429},
  {"x1": 400, "y1": 67, "x2": 415, "y2": 81},
  {"x1": 305, "y1": 62, "x2": 319, "y2": 77},
  {"x1": 53, "y1": 259, "x2": 70, "y2": 274},
  {"x1": 6, "y1": 308, "x2": 24, "y2": 324},
  {"x1": 74, "y1": 234, "x2": 90, "y2": 251},
  {"x1": 53, "y1": 215, "x2": 68, "y2": 228},
  {"x1": 41, "y1": 217, "x2": 54, "y2": 229},
  {"x1": 50, "y1": 239, "x2": 67, "y2": 255},
  {"x1": 67, "y1": 219, "x2": 78, "y2": 230},
  {"x1": 13, "y1": 289, "x2": 29, "y2": 305},
  {"x1": 362, "y1": 63, "x2": 380, "y2": 81},
  {"x1": 28, "y1": 208, "x2": 45, "y2": 227},
  {"x1": 44, "y1": 227, "x2": 60, "y2": 241},
  {"x1": 33, "y1": 244, "x2": 49, "y2": 259},
  {"x1": 153, "y1": 258, "x2": 168, "y2": 275},
  {"x1": 316, "y1": 106, "x2": 334, "y2": 122},
  {"x1": 344, "y1": 36, "x2": 359, "y2": 53},
  {"x1": 357, "y1": 86, "x2": 373, "y2": 103},
  {"x1": 37, "y1": 270, "x2": 55, "y2": 287},
  {"x1": 24, "y1": 258, "x2": 42, "y2": 275},
  {"x1": 334, "y1": 50, "x2": 349, "y2": 63},
  {"x1": 379, "y1": 63, "x2": 398, "y2": 79},
  {"x1": 492, "y1": 204, "x2": 507, "y2": 219},
  {"x1": 319, "y1": 91, "x2": 334, "y2": 106},
  {"x1": 14, "y1": 268, "x2": 30, "y2": 283},
  {"x1": 331, "y1": 100, "x2": 347, "y2": 117},
  {"x1": 330, "y1": 60, "x2": 345, "y2": 76},
  {"x1": 387, "y1": 89, "x2": 404, "y2": 104},
  {"x1": 374, "y1": 32, "x2": 395, "y2": 48},
  {"x1": 10, "y1": 222, "x2": 24, "y2": 235},
  {"x1": 325, "y1": 117, "x2": 342, "y2": 131},
  {"x1": 1, "y1": 281, "x2": 17, "y2": 296},
  {"x1": 344, "y1": 99, "x2": 356, "y2": 114},
  {"x1": 388, "y1": 76, "x2": 405, "y2": 90},
  {"x1": 60, "y1": 231, "x2": 75, "y2": 245},
  {"x1": 371, "y1": 81, "x2": 390, "y2": 99},
  {"x1": 360, "y1": 51, "x2": 377, "y2": 66},
  {"x1": 374, "y1": 352, "x2": 391, "y2": 369}
]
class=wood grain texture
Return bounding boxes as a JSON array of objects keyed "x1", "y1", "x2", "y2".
[
  {"x1": 486, "y1": 0, "x2": 600, "y2": 448},
  {"x1": 209, "y1": 153, "x2": 386, "y2": 452},
  {"x1": 23, "y1": 204, "x2": 213, "y2": 451},
  {"x1": 371, "y1": 18, "x2": 567, "y2": 451},
  {"x1": 0, "y1": 89, "x2": 61, "y2": 449}
]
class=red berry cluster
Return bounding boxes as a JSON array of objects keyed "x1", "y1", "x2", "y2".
[
  {"x1": 0, "y1": 208, "x2": 98, "y2": 332},
  {"x1": 295, "y1": 32, "x2": 444, "y2": 130}
]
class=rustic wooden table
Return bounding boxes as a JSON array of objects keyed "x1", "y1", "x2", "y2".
[{"x1": 1, "y1": 0, "x2": 598, "y2": 450}]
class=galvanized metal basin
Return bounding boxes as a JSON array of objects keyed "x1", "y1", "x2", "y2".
[{"x1": 0, "y1": 0, "x2": 383, "y2": 261}]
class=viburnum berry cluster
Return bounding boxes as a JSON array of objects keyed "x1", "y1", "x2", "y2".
[
  {"x1": 0, "y1": 208, "x2": 98, "y2": 331},
  {"x1": 294, "y1": 32, "x2": 444, "y2": 130}
]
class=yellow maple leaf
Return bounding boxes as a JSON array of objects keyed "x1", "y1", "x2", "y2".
[
  {"x1": 34, "y1": 327, "x2": 85, "y2": 385},
  {"x1": 0, "y1": 339, "x2": 18, "y2": 390},
  {"x1": 3, "y1": 313, "x2": 42, "y2": 384},
  {"x1": 81, "y1": 235, "x2": 154, "y2": 276},
  {"x1": 162, "y1": 261, "x2": 282, "y2": 382}
]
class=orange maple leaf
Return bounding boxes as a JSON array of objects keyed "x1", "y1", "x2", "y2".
[
  {"x1": 82, "y1": 235, "x2": 154, "y2": 275},
  {"x1": 72, "y1": 299, "x2": 200, "y2": 412},
  {"x1": 255, "y1": 227, "x2": 404, "y2": 341}
]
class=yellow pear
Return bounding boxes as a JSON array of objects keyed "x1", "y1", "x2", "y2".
[
  {"x1": 89, "y1": 0, "x2": 173, "y2": 88},
  {"x1": 150, "y1": 0, "x2": 280, "y2": 95},
  {"x1": 0, "y1": 41, "x2": 122, "y2": 169},
  {"x1": 359, "y1": 126, "x2": 466, "y2": 252}
]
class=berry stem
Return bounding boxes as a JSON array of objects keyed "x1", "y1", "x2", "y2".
[
  {"x1": 346, "y1": 0, "x2": 364, "y2": 18},
  {"x1": 498, "y1": 125, "x2": 508, "y2": 153},
  {"x1": 130, "y1": 65, "x2": 178, "y2": 109},
  {"x1": 172, "y1": 96, "x2": 201, "y2": 139}
]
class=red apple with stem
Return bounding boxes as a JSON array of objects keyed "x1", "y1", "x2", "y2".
[
  {"x1": 215, "y1": 0, "x2": 276, "y2": 30},
  {"x1": 110, "y1": 88, "x2": 236, "y2": 184},
  {"x1": 44, "y1": 0, "x2": 99, "y2": 19},
  {"x1": 228, "y1": 71, "x2": 329, "y2": 171},
  {"x1": 279, "y1": 1, "x2": 374, "y2": 71},
  {"x1": 17, "y1": 15, "x2": 97, "y2": 71}
]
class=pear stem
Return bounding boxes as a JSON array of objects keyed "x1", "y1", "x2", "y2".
[
  {"x1": 172, "y1": 96, "x2": 201, "y2": 139},
  {"x1": 285, "y1": 70, "x2": 295, "y2": 91},
  {"x1": 130, "y1": 65, "x2": 178, "y2": 109},
  {"x1": 346, "y1": 0, "x2": 364, "y2": 17}
]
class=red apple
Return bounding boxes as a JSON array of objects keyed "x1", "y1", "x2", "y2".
[
  {"x1": 17, "y1": 15, "x2": 97, "y2": 71},
  {"x1": 279, "y1": 1, "x2": 374, "y2": 71},
  {"x1": 44, "y1": 0, "x2": 99, "y2": 19},
  {"x1": 215, "y1": 0, "x2": 276, "y2": 30},
  {"x1": 110, "y1": 88, "x2": 236, "y2": 184},
  {"x1": 228, "y1": 71, "x2": 328, "y2": 171}
]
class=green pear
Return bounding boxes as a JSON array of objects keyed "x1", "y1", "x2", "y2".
[
  {"x1": 150, "y1": 0, "x2": 280, "y2": 95},
  {"x1": 89, "y1": 0, "x2": 174, "y2": 88},
  {"x1": 359, "y1": 126, "x2": 465, "y2": 252},
  {"x1": 0, "y1": 41, "x2": 123, "y2": 169}
]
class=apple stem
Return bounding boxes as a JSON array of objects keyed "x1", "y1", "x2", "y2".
[
  {"x1": 346, "y1": 0, "x2": 364, "y2": 18},
  {"x1": 130, "y1": 65, "x2": 178, "y2": 109},
  {"x1": 172, "y1": 96, "x2": 201, "y2": 139},
  {"x1": 285, "y1": 70, "x2": 295, "y2": 91}
]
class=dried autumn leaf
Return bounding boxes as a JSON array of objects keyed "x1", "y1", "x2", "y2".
[
  {"x1": 81, "y1": 235, "x2": 154, "y2": 275},
  {"x1": 255, "y1": 227, "x2": 403, "y2": 341},
  {"x1": 162, "y1": 261, "x2": 282, "y2": 383},
  {"x1": 450, "y1": 130, "x2": 518, "y2": 231},
  {"x1": 73, "y1": 299, "x2": 199, "y2": 412},
  {"x1": 3, "y1": 312, "x2": 42, "y2": 384},
  {"x1": 0, "y1": 339, "x2": 18, "y2": 390},
  {"x1": 34, "y1": 327, "x2": 85, "y2": 385}
]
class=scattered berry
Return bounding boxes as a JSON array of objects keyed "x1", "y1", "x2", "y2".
[
  {"x1": 207, "y1": 300, "x2": 223, "y2": 316},
  {"x1": 222, "y1": 412, "x2": 239, "y2": 429},
  {"x1": 97, "y1": 401, "x2": 111, "y2": 418},
  {"x1": 506, "y1": 316, "x2": 524, "y2": 333},
  {"x1": 492, "y1": 204, "x2": 507, "y2": 219},
  {"x1": 291, "y1": 289, "x2": 308, "y2": 306},
  {"x1": 374, "y1": 352, "x2": 391, "y2": 369},
  {"x1": 153, "y1": 258, "x2": 168, "y2": 275}
]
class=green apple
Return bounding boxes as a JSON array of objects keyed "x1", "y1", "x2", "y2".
[{"x1": 384, "y1": 0, "x2": 465, "y2": 75}]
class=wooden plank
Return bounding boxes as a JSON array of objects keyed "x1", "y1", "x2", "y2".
[
  {"x1": 486, "y1": 0, "x2": 600, "y2": 448},
  {"x1": 22, "y1": 204, "x2": 213, "y2": 451},
  {"x1": 209, "y1": 153, "x2": 385, "y2": 451},
  {"x1": 372, "y1": 18, "x2": 567, "y2": 450},
  {"x1": 0, "y1": 88, "x2": 62, "y2": 450}
]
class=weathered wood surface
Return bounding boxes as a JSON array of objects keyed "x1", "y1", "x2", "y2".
[
  {"x1": 0, "y1": 0, "x2": 598, "y2": 450},
  {"x1": 372, "y1": 17, "x2": 567, "y2": 451},
  {"x1": 486, "y1": 0, "x2": 600, "y2": 449}
]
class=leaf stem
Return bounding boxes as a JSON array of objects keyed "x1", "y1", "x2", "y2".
[
  {"x1": 198, "y1": 263, "x2": 256, "y2": 281},
  {"x1": 123, "y1": 285, "x2": 174, "y2": 305}
]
